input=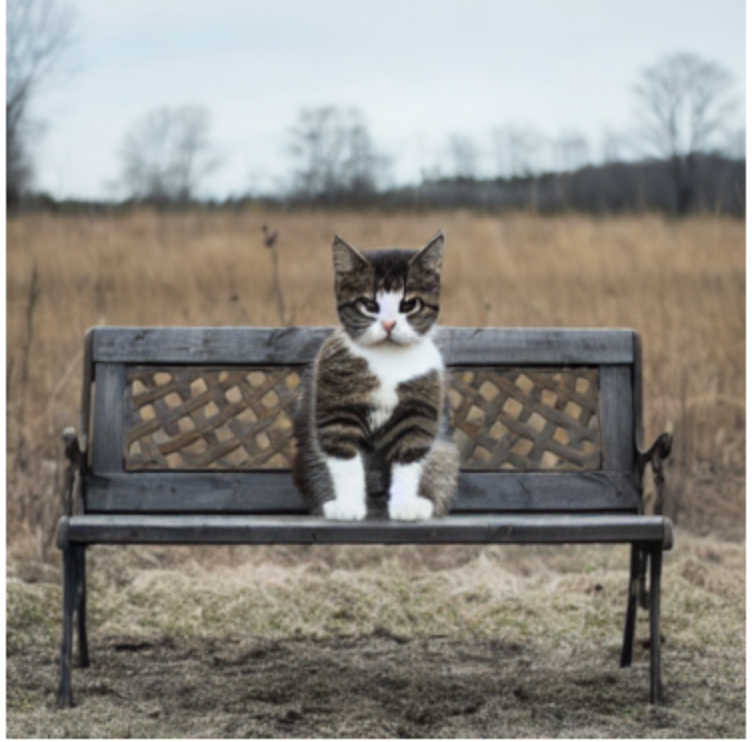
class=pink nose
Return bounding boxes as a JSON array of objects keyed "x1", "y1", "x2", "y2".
[{"x1": 382, "y1": 319, "x2": 396, "y2": 333}]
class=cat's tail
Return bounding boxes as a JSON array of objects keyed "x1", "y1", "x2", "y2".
[{"x1": 419, "y1": 437, "x2": 460, "y2": 517}]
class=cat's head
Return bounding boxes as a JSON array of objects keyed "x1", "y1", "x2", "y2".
[{"x1": 331, "y1": 231, "x2": 445, "y2": 347}]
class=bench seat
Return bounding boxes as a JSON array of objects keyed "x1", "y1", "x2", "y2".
[{"x1": 58, "y1": 513, "x2": 673, "y2": 548}]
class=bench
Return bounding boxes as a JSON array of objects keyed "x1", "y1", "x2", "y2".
[{"x1": 55, "y1": 325, "x2": 673, "y2": 708}]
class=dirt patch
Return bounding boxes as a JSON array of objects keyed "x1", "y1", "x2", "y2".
[{"x1": 7, "y1": 532, "x2": 745, "y2": 738}]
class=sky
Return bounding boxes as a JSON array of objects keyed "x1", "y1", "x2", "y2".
[{"x1": 29, "y1": 0, "x2": 747, "y2": 200}]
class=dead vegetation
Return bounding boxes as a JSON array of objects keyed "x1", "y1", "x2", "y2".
[
  {"x1": 7, "y1": 534, "x2": 746, "y2": 737},
  {"x1": 5, "y1": 209, "x2": 745, "y2": 736}
]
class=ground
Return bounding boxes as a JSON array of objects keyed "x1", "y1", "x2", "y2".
[
  {"x1": 7, "y1": 530, "x2": 745, "y2": 738},
  {"x1": 6, "y1": 210, "x2": 745, "y2": 736}
]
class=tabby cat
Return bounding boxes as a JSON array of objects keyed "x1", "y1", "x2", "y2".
[{"x1": 292, "y1": 231, "x2": 459, "y2": 521}]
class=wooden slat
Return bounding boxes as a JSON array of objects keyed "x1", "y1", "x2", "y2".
[
  {"x1": 633, "y1": 331, "x2": 646, "y2": 455},
  {"x1": 64, "y1": 513, "x2": 672, "y2": 548},
  {"x1": 92, "y1": 327, "x2": 331, "y2": 365},
  {"x1": 84, "y1": 470, "x2": 640, "y2": 514},
  {"x1": 456, "y1": 471, "x2": 639, "y2": 511},
  {"x1": 80, "y1": 328, "x2": 95, "y2": 456},
  {"x1": 91, "y1": 364, "x2": 126, "y2": 473},
  {"x1": 90, "y1": 326, "x2": 635, "y2": 366},
  {"x1": 436, "y1": 327, "x2": 635, "y2": 365},
  {"x1": 599, "y1": 365, "x2": 635, "y2": 473}
]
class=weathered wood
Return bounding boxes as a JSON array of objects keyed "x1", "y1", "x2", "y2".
[
  {"x1": 90, "y1": 326, "x2": 635, "y2": 366},
  {"x1": 80, "y1": 328, "x2": 94, "y2": 455},
  {"x1": 633, "y1": 332, "x2": 645, "y2": 457},
  {"x1": 92, "y1": 327, "x2": 331, "y2": 365},
  {"x1": 84, "y1": 470, "x2": 641, "y2": 514},
  {"x1": 598, "y1": 365, "x2": 635, "y2": 474},
  {"x1": 63, "y1": 513, "x2": 672, "y2": 547},
  {"x1": 456, "y1": 471, "x2": 641, "y2": 511},
  {"x1": 436, "y1": 327, "x2": 635, "y2": 365},
  {"x1": 448, "y1": 366, "x2": 601, "y2": 471},
  {"x1": 124, "y1": 364, "x2": 606, "y2": 474},
  {"x1": 125, "y1": 366, "x2": 300, "y2": 471},
  {"x1": 59, "y1": 323, "x2": 677, "y2": 708},
  {"x1": 91, "y1": 364, "x2": 126, "y2": 473}
]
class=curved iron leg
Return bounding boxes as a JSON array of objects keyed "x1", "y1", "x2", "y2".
[
  {"x1": 638, "y1": 547, "x2": 649, "y2": 610},
  {"x1": 75, "y1": 545, "x2": 89, "y2": 668},
  {"x1": 57, "y1": 547, "x2": 77, "y2": 708},
  {"x1": 649, "y1": 545, "x2": 664, "y2": 704},
  {"x1": 620, "y1": 543, "x2": 640, "y2": 667}
]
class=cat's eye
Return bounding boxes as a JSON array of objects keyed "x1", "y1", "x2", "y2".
[
  {"x1": 400, "y1": 297, "x2": 422, "y2": 314},
  {"x1": 358, "y1": 298, "x2": 379, "y2": 314}
]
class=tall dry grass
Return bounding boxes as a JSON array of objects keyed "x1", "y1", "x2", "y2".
[{"x1": 6, "y1": 208, "x2": 745, "y2": 558}]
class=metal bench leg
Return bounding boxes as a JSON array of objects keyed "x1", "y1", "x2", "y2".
[
  {"x1": 638, "y1": 546, "x2": 649, "y2": 610},
  {"x1": 75, "y1": 545, "x2": 90, "y2": 668},
  {"x1": 57, "y1": 547, "x2": 77, "y2": 708},
  {"x1": 649, "y1": 545, "x2": 664, "y2": 704},
  {"x1": 620, "y1": 543, "x2": 640, "y2": 668}
]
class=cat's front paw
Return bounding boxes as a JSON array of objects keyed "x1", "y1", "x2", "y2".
[
  {"x1": 323, "y1": 498, "x2": 367, "y2": 521},
  {"x1": 388, "y1": 495, "x2": 434, "y2": 522}
]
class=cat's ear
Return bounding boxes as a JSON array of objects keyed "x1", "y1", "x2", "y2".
[
  {"x1": 332, "y1": 234, "x2": 369, "y2": 273},
  {"x1": 409, "y1": 231, "x2": 445, "y2": 273}
]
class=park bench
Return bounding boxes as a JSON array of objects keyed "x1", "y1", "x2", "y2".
[{"x1": 55, "y1": 325, "x2": 673, "y2": 708}]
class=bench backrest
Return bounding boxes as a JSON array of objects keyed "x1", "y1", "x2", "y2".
[{"x1": 80, "y1": 327, "x2": 645, "y2": 515}]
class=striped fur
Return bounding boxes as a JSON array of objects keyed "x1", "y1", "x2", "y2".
[{"x1": 292, "y1": 232, "x2": 459, "y2": 521}]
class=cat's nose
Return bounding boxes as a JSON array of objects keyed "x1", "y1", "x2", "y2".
[{"x1": 381, "y1": 319, "x2": 396, "y2": 334}]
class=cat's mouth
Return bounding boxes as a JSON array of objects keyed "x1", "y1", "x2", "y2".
[
  {"x1": 359, "y1": 335, "x2": 405, "y2": 349},
  {"x1": 378, "y1": 333, "x2": 410, "y2": 347}
]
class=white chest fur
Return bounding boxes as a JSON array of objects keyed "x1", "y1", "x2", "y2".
[{"x1": 344, "y1": 334, "x2": 444, "y2": 429}]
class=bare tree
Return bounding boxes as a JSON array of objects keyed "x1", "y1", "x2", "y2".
[
  {"x1": 491, "y1": 125, "x2": 544, "y2": 178},
  {"x1": 601, "y1": 127, "x2": 630, "y2": 165},
  {"x1": 118, "y1": 106, "x2": 220, "y2": 203},
  {"x1": 551, "y1": 130, "x2": 590, "y2": 173},
  {"x1": 448, "y1": 133, "x2": 479, "y2": 179},
  {"x1": 724, "y1": 127, "x2": 746, "y2": 161},
  {"x1": 633, "y1": 52, "x2": 739, "y2": 215},
  {"x1": 6, "y1": 0, "x2": 78, "y2": 205},
  {"x1": 288, "y1": 106, "x2": 390, "y2": 203}
]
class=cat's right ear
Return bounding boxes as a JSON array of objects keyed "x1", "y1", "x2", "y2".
[
  {"x1": 332, "y1": 234, "x2": 369, "y2": 273},
  {"x1": 409, "y1": 230, "x2": 445, "y2": 273}
]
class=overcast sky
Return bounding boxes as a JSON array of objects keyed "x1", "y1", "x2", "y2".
[{"x1": 31, "y1": 0, "x2": 746, "y2": 200}]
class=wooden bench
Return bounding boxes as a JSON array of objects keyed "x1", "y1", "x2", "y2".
[{"x1": 55, "y1": 326, "x2": 673, "y2": 708}]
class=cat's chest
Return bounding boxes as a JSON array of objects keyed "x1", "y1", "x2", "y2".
[{"x1": 348, "y1": 338, "x2": 444, "y2": 429}]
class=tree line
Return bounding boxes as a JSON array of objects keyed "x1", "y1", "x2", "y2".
[{"x1": 7, "y1": 0, "x2": 745, "y2": 216}]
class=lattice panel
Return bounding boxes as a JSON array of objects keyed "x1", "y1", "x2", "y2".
[
  {"x1": 447, "y1": 367, "x2": 601, "y2": 470},
  {"x1": 124, "y1": 365, "x2": 600, "y2": 472},
  {"x1": 125, "y1": 367, "x2": 300, "y2": 470}
]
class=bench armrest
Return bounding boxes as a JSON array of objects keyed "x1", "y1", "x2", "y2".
[
  {"x1": 637, "y1": 432, "x2": 673, "y2": 515},
  {"x1": 61, "y1": 427, "x2": 86, "y2": 517}
]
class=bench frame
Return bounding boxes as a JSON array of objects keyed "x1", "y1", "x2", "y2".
[{"x1": 55, "y1": 326, "x2": 673, "y2": 707}]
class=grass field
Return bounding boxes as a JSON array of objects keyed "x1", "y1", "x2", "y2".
[
  {"x1": 6, "y1": 208, "x2": 746, "y2": 736},
  {"x1": 7, "y1": 535, "x2": 746, "y2": 737}
]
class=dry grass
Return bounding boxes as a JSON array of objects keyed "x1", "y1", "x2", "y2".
[
  {"x1": 5, "y1": 208, "x2": 746, "y2": 737},
  {"x1": 6, "y1": 208, "x2": 745, "y2": 555},
  {"x1": 6, "y1": 534, "x2": 746, "y2": 737}
]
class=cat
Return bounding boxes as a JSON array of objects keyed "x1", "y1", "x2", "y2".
[{"x1": 292, "y1": 231, "x2": 459, "y2": 521}]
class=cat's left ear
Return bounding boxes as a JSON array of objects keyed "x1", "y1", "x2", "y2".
[
  {"x1": 409, "y1": 231, "x2": 445, "y2": 273},
  {"x1": 332, "y1": 234, "x2": 369, "y2": 273}
]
